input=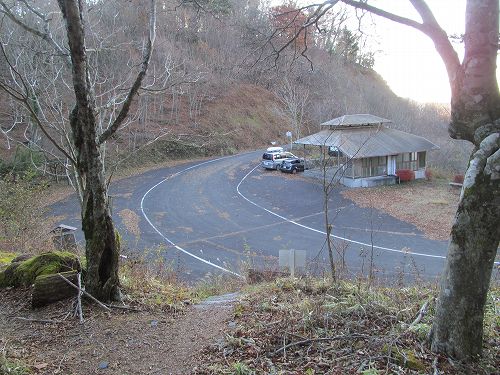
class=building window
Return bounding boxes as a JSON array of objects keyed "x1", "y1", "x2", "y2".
[
  {"x1": 396, "y1": 153, "x2": 417, "y2": 170},
  {"x1": 361, "y1": 156, "x2": 387, "y2": 177}
]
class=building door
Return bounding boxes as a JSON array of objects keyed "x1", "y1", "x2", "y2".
[{"x1": 387, "y1": 155, "x2": 396, "y2": 175}]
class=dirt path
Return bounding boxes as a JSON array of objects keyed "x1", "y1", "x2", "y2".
[{"x1": 0, "y1": 290, "x2": 238, "y2": 374}]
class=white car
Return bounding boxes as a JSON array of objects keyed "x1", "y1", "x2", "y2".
[
  {"x1": 266, "y1": 146, "x2": 284, "y2": 153},
  {"x1": 261, "y1": 151, "x2": 297, "y2": 170}
]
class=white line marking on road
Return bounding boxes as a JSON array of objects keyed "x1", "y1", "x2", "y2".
[
  {"x1": 140, "y1": 156, "x2": 244, "y2": 278},
  {"x1": 141, "y1": 155, "x2": 499, "y2": 272},
  {"x1": 236, "y1": 165, "x2": 449, "y2": 260}
]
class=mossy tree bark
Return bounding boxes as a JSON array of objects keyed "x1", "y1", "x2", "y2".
[
  {"x1": 335, "y1": 0, "x2": 500, "y2": 359},
  {"x1": 430, "y1": 130, "x2": 499, "y2": 358},
  {"x1": 0, "y1": 0, "x2": 155, "y2": 301},
  {"x1": 56, "y1": 0, "x2": 120, "y2": 301},
  {"x1": 428, "y1": 1, "x2": 500, "y2": 360},
  {"x1": 56, "y1": 0, "x2": 156, "y2": 301}
]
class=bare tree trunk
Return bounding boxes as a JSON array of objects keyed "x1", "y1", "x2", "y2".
[
  {"x1": 57, "y1": 0, "x2": 155, "y2": 301},
  {"x1": 82, "y1": 188, "x2": 120, "y2": 301},
  {"x1": 325, "y1": 222, "x2": 336, "y2": 281},
  {"x1": 428, "y1": 0, "x2": 500, "y2": 359},
  {"x1": 76, "y1": 112, "x2": 120, "y2": 301},
  {"x1": 55, "y1": 0, "x2": 120, "y2": 302},
  {"x1": 429, "y1": 129, "x2": 499, "y2": 359},
  {"x1": 334, "y1": 0, "x2": 500, "y2": 360},
  {"x1": 2, "y1": 0, "x2": 153, "y2": 301},
  {"x1": 321, "y1": 147, "x2": 336, "y2": 281}
]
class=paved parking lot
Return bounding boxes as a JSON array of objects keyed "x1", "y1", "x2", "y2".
[{"x1": 51, "y1": 151, "x2": 449, "y2": 281}]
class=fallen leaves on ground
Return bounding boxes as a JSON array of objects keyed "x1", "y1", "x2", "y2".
[
  {"x1": 342, "y1": 180, "x2": 460, "y2": 241},
  {"x1": 195, "y1": 278, "x2": 499, "y2": 375}
]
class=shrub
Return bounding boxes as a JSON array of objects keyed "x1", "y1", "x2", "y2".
[
  {"x1": 0, "y1": 179, "x2": 54, "y2": 253},
  {"x1": 396, "y1": 169, "x2": 415, "y2": 182},
  {"x1": 453, "y1": 174, "x2": 464, "y2": 184},
  {"x1": 0, "y1": 147, "x2": 44, "y2": 178}
]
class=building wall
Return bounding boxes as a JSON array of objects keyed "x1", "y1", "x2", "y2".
[
  {"x1": 342, "y1": 151, "x2": 428, "y2": 188},
  {"x1": 353, "y1": 151, "x2": 427, "y2": 178},
  {"x1": 304, "y1": 150, "x2": 429, "y2": 188},
  {"x1": 395, "y1": 151, "x2": 426, "y2": 171},
  {"x1": 340, "y1": 175, "x2": 398, "y2": 188}
]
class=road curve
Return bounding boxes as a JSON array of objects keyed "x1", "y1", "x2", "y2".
[
  {"x1": 50, "y1": 151, "x2": 453, "y2": 281},
  {"x1": 137, "y1": 151, "x2": 449, "y2": 281}
]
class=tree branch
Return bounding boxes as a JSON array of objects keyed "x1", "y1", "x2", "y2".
[
  {"x1": 0, "y1": 42, "x2": 76, "y2": 164},
  {"x1": 339, "y1": 0, "x2": 461, "y2": 93},
  {"x1": 58, "y1": 273, "x2": 111, "y2": 312},
  {"x1": 0, "y1": 0, "x2": 70, "y2": 64},
  {"x1": 98, "y1": 0, "x2": 156, "y2": 144},
  {"x1": 265, "y1": 1, "x2": 340, "y2": 69},
  {"x1": 340, "y1": 0, "x2": 424, "y2": 31}
]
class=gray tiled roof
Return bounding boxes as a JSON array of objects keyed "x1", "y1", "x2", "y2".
[
  {"x1": 320, "y1": 114, "x2": 392, "y2": 127},
  {"x1": 294, "y1": 126, "x2": 439, "y2": 158}
]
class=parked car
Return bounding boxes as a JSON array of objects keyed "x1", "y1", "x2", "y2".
[
  {"x1": 261, "y1": 151, "x2": 297, "y2": 170},
  {"x1": 266, "y1": 146, "x2": 284, "y2": 153},
  {"x1": 279, "y1": 157, "x2": 305, "y2": 174}
]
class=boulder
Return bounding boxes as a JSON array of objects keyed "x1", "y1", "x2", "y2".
[
  {"x1": 0, "y1": 251, "x2": 81, "y2": 288},
  {"x1": 31, "y1": 271, "x2": 79, "y2": 308}
]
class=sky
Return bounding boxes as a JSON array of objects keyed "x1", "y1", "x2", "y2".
[
  {"x1": 288, "y1": 0, "x2": 498, "y2": 104},
  {"x1": 364, "y1": 0, "x2": 466, "y2": 104}
]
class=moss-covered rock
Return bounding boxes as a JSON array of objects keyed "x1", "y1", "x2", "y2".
[
  {"x1": 0, "y1": 251, "x2": 81, "y2": 288},
  {"x1": 0, "y1": 252, "x2": 17, "y2": 266},
  {"x1": 11, "y1": 254, "x2": 32, "y2": 263},
  {"x1": 0, "y1": 262, "x2": 20, "y2": 287}
]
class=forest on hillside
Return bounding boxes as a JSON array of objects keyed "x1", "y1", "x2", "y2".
[
  {"x1": 0, "y1": 0, "x2": 470, "y2": 178},
  {"x1": 0, "y1": 2, "x2": 498, "y2": 371}
]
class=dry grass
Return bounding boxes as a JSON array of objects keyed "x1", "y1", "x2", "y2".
[
  {"x1": 119, "y1": 249, "x2": 244, "y2": 310},
  {"x1": 0, "y1": 180, "x2": 58, "y2": 254},
  {"x1": 342, "y1": 179, "x2": 460, "y2": 240},
  {"x1": 118, "y1": 209, "x2": 141, "y2": 238},
  {"x1": 0, "y1": 250, "x2": 244, "y2": 374},
  {"x1": 196, "y1": 277, "x2": 500, "y2": 374}
]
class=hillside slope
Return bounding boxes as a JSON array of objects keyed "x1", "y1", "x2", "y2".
[{"x1": 0, "y1": 0, "x2": 469, "y2": 174}]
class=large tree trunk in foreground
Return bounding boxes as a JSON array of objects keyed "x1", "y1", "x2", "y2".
[
  {"x1": 79, "y1": 132, "x2": 120, "y2": 302},
  {"x1": 428, "y1": 0, "x2": 500, "y2": 360},
  {"x1": 57, "y1": 0, "x2": 155, "y2": 301},
  {"x1": 337, "y1": 0, "x2": 500, "y2": 360},
  {"x1": 429, "y1": 129, "x2": 500, "y2": 358}
]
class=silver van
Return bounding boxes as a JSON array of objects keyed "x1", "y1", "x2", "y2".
[{"x1": 261, "y1": 151, "x2": 297, "y2": 170}]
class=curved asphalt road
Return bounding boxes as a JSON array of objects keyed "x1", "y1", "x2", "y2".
[{"x1": 51, "y1": 150, "x2": 451, "y2": 281}]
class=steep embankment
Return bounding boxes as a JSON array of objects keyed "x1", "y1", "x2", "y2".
[{"x1": 200, "y1": 83, "x2": 287, "y2": 151}]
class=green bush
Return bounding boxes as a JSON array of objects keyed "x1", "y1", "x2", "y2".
[{"x1": 0, "y1": 146, "x2": 44, "y2": 178}]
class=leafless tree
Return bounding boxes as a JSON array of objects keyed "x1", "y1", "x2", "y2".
[
  {"x1": 0, "y1": 0, "x2": 157, "y2": 301},
  {"x1": 275, "y1": 77, "x2": 309, "y2": 141}
]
